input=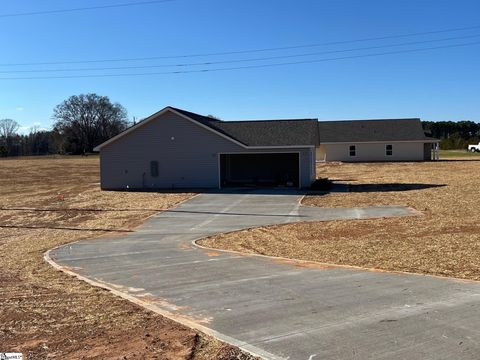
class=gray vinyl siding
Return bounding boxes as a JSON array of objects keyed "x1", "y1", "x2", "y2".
[
  {"x1": 100, "y1": 111, "x2": 314, "y2": 189},
  {"x1": 317, "y1": 142, "x2": 425, "y2": 162}
]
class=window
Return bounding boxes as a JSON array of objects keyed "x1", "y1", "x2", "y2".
[
  {"x1": 386, "y1": 144, "x2": 393, "y2": 156},
  {"x1": 349, "y1": 145, "x2": 356, "y2": 157},
  {"x1": 150, "y1": 161, "x2": 159, "y2": 177}
]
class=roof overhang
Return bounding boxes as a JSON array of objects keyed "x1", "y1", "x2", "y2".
[{"x1": 320, "y1": 139, "x2": 440, "y2": 145}]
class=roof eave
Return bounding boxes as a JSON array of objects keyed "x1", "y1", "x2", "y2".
[{"x1": 320, "y1": 139, "x2": 440, "y2": 144}]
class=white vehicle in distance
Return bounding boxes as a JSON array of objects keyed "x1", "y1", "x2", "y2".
[{"x1": 468, "y1": 142, "x2": 480, "y2": 152}]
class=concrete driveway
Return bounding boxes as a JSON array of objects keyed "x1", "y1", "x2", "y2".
[{"x1": 48, "y1": 190, "x2": 480, "y2": 360}]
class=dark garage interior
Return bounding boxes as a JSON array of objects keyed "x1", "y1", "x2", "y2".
[{"x1": 220, "y1": 153, "x2": 299, "y2": 188}]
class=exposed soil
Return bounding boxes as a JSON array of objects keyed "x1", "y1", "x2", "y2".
[
  {"x1": 0, "y1": 156, "x2": 256, "y2": 360},
  {"x1": 200, "y1": 159, "x2": 480, "y2": 281}
]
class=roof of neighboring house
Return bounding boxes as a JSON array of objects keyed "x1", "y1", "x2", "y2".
[
  {"x1": 170, "y1": 107, "x2": 320, "y2": 147},
  {"x1": 317, "y1": 118, "x2": 439, "y2": 143}
]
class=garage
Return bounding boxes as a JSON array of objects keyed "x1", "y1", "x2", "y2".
[
  {"x1": 94, "y1": 106, "x2": 318, "y2": 189},
  {"x1": 220, "y1": 153, "x2": 300, "y2": 188}
]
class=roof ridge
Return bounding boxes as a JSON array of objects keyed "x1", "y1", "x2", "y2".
[
  {"x1": 168, "y1": 106, "x2": 317, "y2": 123},
  {"x1": 318, "y1": 118, "x2": 420, "y2": 123},
  {"x1": 215, "y1": 118, "x2": 318, "y2": 123},
  {"x1": 167, "y1": 106, "x2": 216, "y2": 120}
]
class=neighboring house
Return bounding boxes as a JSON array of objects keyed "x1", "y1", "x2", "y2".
[
  {"x1": 93, "y1": 106, "x2": 319, "y2": 190},
  {"x1": 316, "y1": 118, "x2": 440, "y2": 162}
]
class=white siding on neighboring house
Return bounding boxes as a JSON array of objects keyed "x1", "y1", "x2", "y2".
[
  {"x1": 100, "y1": 111, "x2": 314, "y2": 189},
  {"x1": 317, "y1": 142, "x2": 425, "y2": 162}
]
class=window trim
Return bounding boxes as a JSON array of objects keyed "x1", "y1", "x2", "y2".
[{"x1": 349, "y1": 145, "x2": 356, "y2": 157}]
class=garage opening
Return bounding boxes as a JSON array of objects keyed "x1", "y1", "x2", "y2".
[{"x1": 220, "y1": 153, "x2": 299, "y2": 188}]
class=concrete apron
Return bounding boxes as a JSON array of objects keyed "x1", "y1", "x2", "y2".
[{"x1": 47, "y1": 190, "x2": 480, "y2": 360}]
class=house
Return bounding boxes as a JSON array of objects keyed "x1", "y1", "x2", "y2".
[
  {"x1": 94, "y1": 107, "x2": 441, "y2": 190},
  {"x1": 316, "y1": 118, "x2": 440, "y2": 162},
  {"x1": 93, "y1": 106, "x2": 319, "y2": 190}
]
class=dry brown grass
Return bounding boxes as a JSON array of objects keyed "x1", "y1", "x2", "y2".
[
  {"x1": 201, "y1": 159, "x2": 480, "y2": 281},
  {"x1": 0, "y1": 156, "x2": 254, "y2": 360}
]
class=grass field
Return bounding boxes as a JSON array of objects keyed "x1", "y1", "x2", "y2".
[
  {"x1": 201, "y1": 158, "x2": 480, "y2": 281},
  {"x1": 0, "y1": 156, "x2": 253, "y2": 360},
  {"x1": 440, "y1": 149, "x2": 480, "y2": 158}
]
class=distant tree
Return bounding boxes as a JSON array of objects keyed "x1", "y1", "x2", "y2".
[
  {"x1": 53, "y1": 93, "x2": 128, "y2": 154},
  {"x1": 23, "y1": 126, "x2": 51, "y2": 155},
  {"x1": 0, "y1": 118, "x2": 19, "y2": 139},
  {"x1": 0, "y1": 118, "x2": 20, "y2": 156},
  {"x1": 422, "y1": 120, "x2": 480, "y2": 150}
]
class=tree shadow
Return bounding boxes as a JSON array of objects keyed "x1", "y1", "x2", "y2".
[
  {"x1": 345, "y1": 183, "x2": 446, "y2": 192},
  {"x1": 318, "y1": 182, "x2": 446, "y2": 194}
]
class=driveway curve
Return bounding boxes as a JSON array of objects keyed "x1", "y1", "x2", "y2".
[{"x1": 48, "y1": 190, "x2": 480, "y2": 360}]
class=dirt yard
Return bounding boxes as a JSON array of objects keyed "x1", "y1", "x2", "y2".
[
  {"x1": 201, "y1": 159, "x2": 480, "y2": 281},
  {"x1": 0, "y1": 156, "x2": 254, "y2": 360}
]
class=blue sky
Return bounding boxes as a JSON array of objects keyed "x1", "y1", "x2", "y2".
[{"x1": 1, "y1": 0, "x2": 480, "y2": 133}]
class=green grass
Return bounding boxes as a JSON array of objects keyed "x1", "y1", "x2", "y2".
[{"x1": 440, "y1": 149, "x2": 480, "y2": 158}]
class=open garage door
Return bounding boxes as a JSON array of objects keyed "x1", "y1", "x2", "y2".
[{"x1": 220, "y1": 153, "x2": 299, "y2": 188}]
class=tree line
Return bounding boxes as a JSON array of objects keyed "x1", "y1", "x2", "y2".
[
  {"x1": 1, "y1": 95, "x2": 479, "y2": 156},
  {"x1": 422, "y1": 120, "x2": 480, "y2": 150},
  {"x1": 0, "y1": 93, "x2": 129, "y2": 157}
]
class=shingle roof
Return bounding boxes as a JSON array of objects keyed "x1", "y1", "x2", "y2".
[
  {"x1": 210, "y1": 120, "x2": 319, "y2": 146},
  {"x1": 317, "y1": 118, "x2": 438, "y2": 143},
  {"x1": 170, "y1": 107, "x2": 319, "y2": 147},
  {"x1": 94, "y1": 107, "x2": 438, "y2": 152}
]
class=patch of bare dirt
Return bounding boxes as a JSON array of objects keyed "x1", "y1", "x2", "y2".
[
  {"x1": 0, "y1": 156, "x2": 256, "y2": 359},
  {"x1": 200, "y1": 159, "x2": 480, "y2": 281}
]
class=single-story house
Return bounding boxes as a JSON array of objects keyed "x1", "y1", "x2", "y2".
[
  {"x1": 94, "y1": 107, "x2": 440, "y2": 190},
  {"x1": 316, "y1": 118, "x2": 440, "y2": 162},
  {"x1": 93, "y1": 106, "x2": 319, "y2": 190}
]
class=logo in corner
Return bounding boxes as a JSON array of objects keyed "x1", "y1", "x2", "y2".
[{"x1": 0, "y1": 354, "x2": 23, "y2": 360}]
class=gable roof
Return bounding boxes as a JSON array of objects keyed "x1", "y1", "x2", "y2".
[
  {"x1": 317, "y1": 118, "x2": 438, "y2": 143},
  {"x1": 94, "y1": 106, "x2": 319, "y2": 151}
]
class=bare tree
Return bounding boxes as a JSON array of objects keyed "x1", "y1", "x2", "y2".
[
  {"x1": 0, "y1": 118, "x2": 20, "y2": 155},
  {"x1": 0, "y1": 118, "x2": 20, "y2": 139},
  {"x1": 53, "y1": 93, "x2": 128, "y2": 154}
]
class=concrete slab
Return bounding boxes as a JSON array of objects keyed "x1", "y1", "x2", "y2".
[{"x1": 48, "y1": 190, "x2": 480, "y2": 360}]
